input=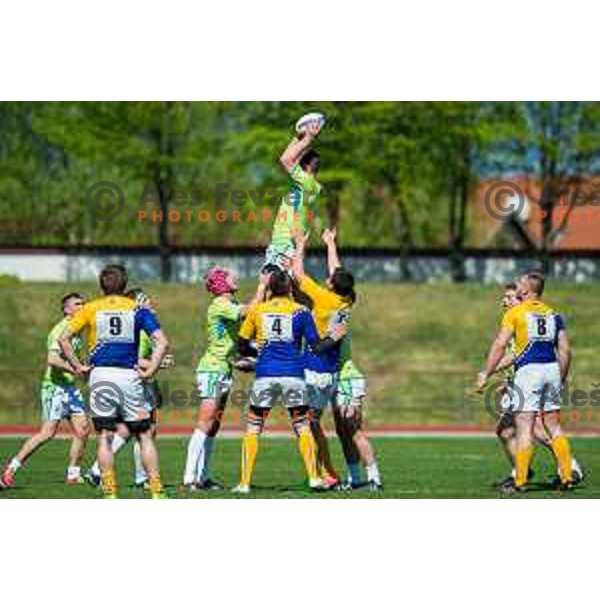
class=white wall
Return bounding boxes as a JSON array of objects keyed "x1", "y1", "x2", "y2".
[{"x1": 1, "y1": 250, "x2": 600, "y2": 283}]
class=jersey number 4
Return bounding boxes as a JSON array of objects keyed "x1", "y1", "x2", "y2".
[{"x1": 262, "y1": 313, "x2": 293, "y2": 342}]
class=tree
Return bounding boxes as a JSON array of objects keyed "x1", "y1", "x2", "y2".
[
  {"x1": 513, "y1": 102, "x2": 600, "y2": 262},
  {"x1": 33, "y1": 101, "x2": 224, "y2": 280}
]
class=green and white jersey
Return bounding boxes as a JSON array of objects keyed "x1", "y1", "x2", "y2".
[
  {"x1": 196, "y1": 296, "x2": 243, "y2": 373},
  {"x1": 139, "y1": 330, "x2": 154, "y2": 359},
  {"x1": 270, "y1": 164, "x2": 322, "y2": 248},
  {"x1": 42, "y1": 317, "x2": 84, "y2": 387},
  {"x1": 338, "y1": 335, "x2": 364, "y2": 381}
]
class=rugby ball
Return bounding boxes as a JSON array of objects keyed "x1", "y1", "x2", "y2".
[{"x1": 295, "y1": 112, "x2": 326, "y2": 133}]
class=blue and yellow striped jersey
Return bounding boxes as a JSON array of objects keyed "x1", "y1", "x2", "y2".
[
  {"x1": 68, "y1": 295, "x2": 161, "y2": 369},
  {"x1": 501, "y1": 299, "x2": 565, "y2": 369},
  {"x1": 239, "y1": 297, "x2": 319, "y2": 378}
]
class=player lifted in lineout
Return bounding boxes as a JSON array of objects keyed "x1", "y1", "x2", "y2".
[
  {"x1": 264, "y1": 116, "x2": 324, "y2": 271},
  {"x1": 233, "y1": 269, "x2": 347, "y2": 493},
  {"x1": 1, "y1": 293, "x2": 90, "y2": 488},
  {"x1": 59, "y1": 265, "x2": 170, "y2": 499},
  {"x1": 478, "y1": 272, "x2": 576, "y2": 493},
  {"x1": 486, "y1": 281, "x2": 583, "y2": 490},
  {"x1": 182, "y1": 267, "x2": 268, "y2": 491}
]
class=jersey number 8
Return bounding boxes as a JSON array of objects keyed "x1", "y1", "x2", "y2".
[{"x1": 526, "y1": 313, "x2": 556, "y2": 342}]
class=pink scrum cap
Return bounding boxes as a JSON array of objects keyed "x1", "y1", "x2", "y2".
[{"x1": 204, "y1": 266, "x2": 236, "y2": 295}]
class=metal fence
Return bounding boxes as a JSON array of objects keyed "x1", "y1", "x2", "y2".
[{"x1": 4, "y1": 246, "x2": 600, "y2": 282}]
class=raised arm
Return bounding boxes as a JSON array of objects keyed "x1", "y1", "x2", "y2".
[
  {"x1": 241, "y1": 272, "x2": 270, "y2": 316},
  {"x1": 291, "y1": 228, "x2": 310, "y2": 282},
  {"x1": 322, "y1": 228, "x2": 341, "y2": 276},
  {"x1": 237, "y1": 310, "x2": 258, "y2": 359},
  {"x1": 279, "y1": 121, "x2": 322, "y2": 173}
]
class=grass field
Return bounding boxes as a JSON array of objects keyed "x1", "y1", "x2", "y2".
[
  {"x1": 1, "y1": 279, "x2": 599, "y2": 498},
  {"x1": 1, "y1": 436, "x2": 598, "y2": 499}
]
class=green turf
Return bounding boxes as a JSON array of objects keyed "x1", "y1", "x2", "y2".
[
  {"x1": 0, "y1": 436, "x2": 597, "y2": 499},
  {"x1": 2, "y1": 281, "x2": 600, "y2": 428}
]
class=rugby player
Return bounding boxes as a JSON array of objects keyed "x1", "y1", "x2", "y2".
[
  {"x1": 1, "y1": 293, "x2": 90, "y2": 487},
  {"x1": 59, "y1": 265, "x2": 169, "y2": 499},
  {"x1": 264, "y1": 120, "x2": 323, "y2": 271},
  {"x1": 478, "y1": 272, "x2": 575, "y2": 493},
  {"x1": 291, "y1": 228, "x2": 351, "y2": 487},
  {"x1": 232, "y1": 269, "x2": 346, "y2": 493},
  {"x1": 488, "y1": 282, "x2": 583, "y2": 489},
  {"x1": 182, "y1": 267, "x2": 268, "y2": 491},
  {"x1": 321, "y1": 228, "x2": 382, "y2": 490},
  {"x1": 85, "y1": 288, "x2": 172, "y2": 489}
]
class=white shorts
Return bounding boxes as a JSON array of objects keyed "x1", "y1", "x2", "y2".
[
  {"x1": 143, "y1": 380, "x2": 161, "y2": 410},
  {"x1": 196, "y1": 370, "x2": 233, "y2": 400},
  {"x1": 512, "y1": 362, "x2": 563, "y2": 413},
  {"x1": 89, "y1": 367, "x2": 151, "y2": 422},
  {"x1": 334, "y1": 377, "x2": 367, "y2": 408},
  {"x1": 41, "y1": 382, "x2": 86, "y2": 422},
  {"x1": 250, "y1": 377, "x2": 307, "y2": 408},
  {"x1": 264, "y1": 241, "x2": 296, "y2": 270},
  {"x1": 305, "y1": 370, "x2": 338, "y2": 411}
]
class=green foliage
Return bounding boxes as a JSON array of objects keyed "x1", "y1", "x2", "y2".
[{"x1": 1, "y1": 102, "x2": 599, "y2": 249}]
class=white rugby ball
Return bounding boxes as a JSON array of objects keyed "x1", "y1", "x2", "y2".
[{"x1": 295, "y1": 112, "x2": 326, "y2": 133}]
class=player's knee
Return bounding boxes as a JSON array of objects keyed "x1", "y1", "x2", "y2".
[
  {"x1": 497, "y1": 425, "x2": 514, "y2": 441},
  {"x1": 74, "y1": 424, "x2": 89, "y2": 440},
  {"x1": 71, "y1": 416, "x2": 90, "y2": 438},
  {"x1": 246, "y1": 407, "x2": 268, "y2": 434},
  {"x1": 309, "y1": 408, "x2": 322, "y2": 426},
  {"x1": 40, "y1": 421, "x2": 59, "y2": 439},
  {"x1": 288, "y1": 406, "x2": 310, "y2": 435},
  {"x1": 116, "y1": 422, "x2": 131, "y2": 439}
]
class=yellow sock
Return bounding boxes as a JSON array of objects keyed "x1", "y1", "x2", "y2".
[
  {"x1": 148, "y1": 473, "x2": 164, "y2": 495},
  {"x1": 318, "y1": 462, "x2": 330, "y2": 480},
  {"x1": 514, "y1": 447, "x2": 533, "y2": 487},
  {"x1": 551, "y1": 435, "x2": 573, "y2": 483},
  {"x1": 298, "y1": 428, "x2": 318, "y2": 481},
  {"x1": 101, "y1": 469, "x2": 118, "y2": 496},
  {"x1": 240, "y1": 432, "x2": 259, "y2": 487}
]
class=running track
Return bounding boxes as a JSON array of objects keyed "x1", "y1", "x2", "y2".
[{"x1": 1, "y1": 424, "x2": 599, "y2": 438}]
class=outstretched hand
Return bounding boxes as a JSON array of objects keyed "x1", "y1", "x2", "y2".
[
  {"x1": 292, "y1": 227, "x2": 310, "y2": 247},
  {"x1": 330, "y1": 323, "x2": 348, "y2": 342},
  {"x1": 306, "y1": 120, "x2": 323, "y2": 138},
  {"x1": 322, "y1": 228, "x2": 336, "y2": 246},
  {"x1": 75, "y1": 364, "x2": 91, "y2": 379},
  {"x1": 476, "y1": 371, "x2": 489, "y2": 392}
]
